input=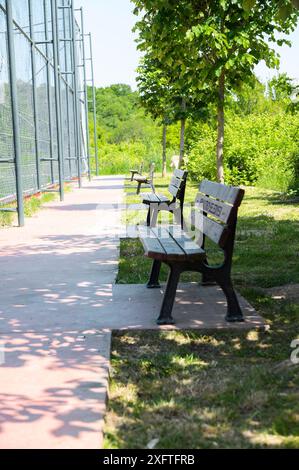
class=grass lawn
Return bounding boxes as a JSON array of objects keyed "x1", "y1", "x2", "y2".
[
  {"x1": 0, "y1": 184, "x2": 72, "y2": 227},
  {"x1": 104, "y1": 175, "x2": 299, "y2": 449}
]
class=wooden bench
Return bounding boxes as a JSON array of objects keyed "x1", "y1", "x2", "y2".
[
  {"x1": 134, "y1": 162, "x2": 155, "y2": 195},
  {"x1": 138, "y1": 179, "x2": 245, "y2": 325},
  {"x1": 140, "y1": 169, "x2": 188, "y2": 228},
  {"x1": 129, "y1": 163, "x2": 143, "y2": 182}
]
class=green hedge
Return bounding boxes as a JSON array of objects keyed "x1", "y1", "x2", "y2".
[
  {"x1": 186, "y1": 111, "x2": 299, "y2": 192},
  {"x1": 90, "y1": 140, "x2": 178, "y2": 175}
]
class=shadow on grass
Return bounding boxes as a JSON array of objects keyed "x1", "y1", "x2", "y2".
[
  {"x1": 234, "y1": 215, "x2": 299, "y2": 289},
  {"x1": 105, "y1": 183, "x2": 299, "y2": 449},
  {"x1": 117, "y1": 213, "x2": 299, "y2": 289},
  {"x1": 105, "y1": 319, "x2": 299, "y2": 449}
]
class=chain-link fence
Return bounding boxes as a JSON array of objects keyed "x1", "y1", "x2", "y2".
[{"x1": 0, "y1": 0, "x2": 98, "y2": 226}]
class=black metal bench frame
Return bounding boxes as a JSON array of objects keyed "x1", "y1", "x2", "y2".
[
  {"x1": 141, "y1": 169, "x2": 188, "y2": 229},
  {"x1": 139, "y1": 180, "x2": 245, "y2": 325},
  {"x1": 129, "y1": 163, "x2": 143, "y2": 182},
  {"x1": 134, "y1": 163, "x2": 155, "y2": 195}
]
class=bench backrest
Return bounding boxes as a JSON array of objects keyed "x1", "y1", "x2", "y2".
[
  {"x1": 192, "y1": 179, "x2": 244, "y2": 252},
  {"x1": 148, "y1": 163, "x2": 155, "y2": 192},
  {"x1": 149, "y1": 162, "x2": 155, "y2": 179},
  {"x1": 168, "y1": 169, "x2": 188, "y2": 203}
]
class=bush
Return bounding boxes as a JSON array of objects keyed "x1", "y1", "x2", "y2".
[
  {"x1": 90, "y1": 140, "x2": 177, "y2": 175},
  {"x1": 186, "y1": 111, "x2": 299, "y2": 192}
]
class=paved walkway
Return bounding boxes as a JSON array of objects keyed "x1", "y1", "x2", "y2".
[
  {"x1": 0, "y1": 176, "x2": 123, "y2": 449},
  {"x1": 0, "y1": 175, "x2": 265, "y2": 449}
]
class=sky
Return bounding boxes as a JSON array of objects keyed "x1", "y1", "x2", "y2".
[{"x1": 78, "y1": 0, "x2": 299, "y2": 90}]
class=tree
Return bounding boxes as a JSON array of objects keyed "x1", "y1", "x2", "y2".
[
  {"x1": 132, "y1": 0, "x2": 299, "y2": 182},
  {"x1": 136, "y1": 55, "x2": 196, "y2": 171},
  {"x1": 137, "y1": 56, "x2": 173, "y2": 176},
  {"x1": 133, "y1": 3, "x2": 209, "y2": 169},
  {"x1": 185, "y1": 0, "x2": 299, "y2": 182}
]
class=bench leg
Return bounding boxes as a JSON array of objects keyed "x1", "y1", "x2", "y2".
[
  {"x1": 146, "y1": 205, "x2": 158, "y2": 227},
  {"x1": 147, "y1": 260, "x2": 162, "y2": 289},
  {"x1": 150, "y1": 207, "x2": 159, "y2": 227},
  {"x1": 136, "y1": 182, "x2": 142, "y2": 195},
  {"x1": 201, "y1": 256, "x2": 217, "y2": 286},
  {"x1": 146, "y1": 207, "x2": 151, "y2": 227},
  {"x1": 157, "y1": 265, "x2": 180, "y2": 325},
  {"x1": 180, "y1": 205, "x2": 184, "y2": 230},
  {"x1": 218, "y1": 278, "x2": 244, "y2": 322}
]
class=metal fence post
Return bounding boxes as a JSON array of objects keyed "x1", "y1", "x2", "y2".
[
  {"x1": 44, "y1": 0, "x2": 55, "y2": 185},
  {"x1": 5, "y1": 0, "x2": 25, "y2": 226},
  {"x1": 51, "y1": 0, "x2": 65, "y2": 201},
  {"x1": 80, "y1": 8, "x2": 91, "y2": 181},
  {"x1": 29, "y1": 0, "x2": 41, "y2": 190},
  {"x1": 89, "y1": 33, "x2": 99, "y2": 176},
  {"x1": 70, "y1": 0, "x2": 82, "y2": 188},
  {"x1": 62, "y1": 1, "x2": 73, "y2": 180}
]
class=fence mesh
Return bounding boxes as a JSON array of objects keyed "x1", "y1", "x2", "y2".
[
  {"x1": 0, "y1": 0, "x2": 90, "y2": 206},
  {"x1": 0, "y1": 7, "x2": 16, "y2": 199}
]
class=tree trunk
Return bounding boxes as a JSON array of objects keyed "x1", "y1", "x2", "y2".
[
  {"x1": 162, "y1": 124, "x2": 167, "y2": 178},
  {"x1": 216, "y1": 70, "x2": 225, "y2": 183},
  {"x1": 179, "y1": 98, "x2": 187, "y2": 168}
]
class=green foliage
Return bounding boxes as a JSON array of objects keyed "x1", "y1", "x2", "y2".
[
  {"x1": 132, "y1": 0, "x2": 299, "y2": 181},
  {"x1": 268, "y1": 73, "x2": 299, "y2": 114},
  {"x1": 89, "y1": 84, "x2": 181, "y2": 174},
  {"x1": 94, "y1": 84, "x2": 150, "y2": 143},
  {"x1": 90, "y1": 79, "x2": 299, "y2": 193},
  {"x1": 89, "y1": 78, "x2": 299, "y2": 192},
  {"x1": 269, "y1": 73, "x2": 296, "y2": 102},
  {"x1": 96, "y1": 141, "x2": 156, "y2": 175},
  {"x1": 186, "y1": 81, "x2": 299, "y2": 192},
  {"x1": 136, "y1": 56, "x2": 174, "y2": 124},
  {"x1": 187, "y1": 112, "x2": 299, "y2": 191}
]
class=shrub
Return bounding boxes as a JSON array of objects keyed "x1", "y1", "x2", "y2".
[
  {"x1": 186, "y1": 111, "x2": 299, "y2": 192},
  {"x1": 90, "y1": 140, "x2": 178, "y2": 175}
]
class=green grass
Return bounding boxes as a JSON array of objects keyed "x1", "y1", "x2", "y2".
[
  {"x1": 105, "y1": 322, "x2": 299, "y2": 449},
  {"x1": 119, "y1": 177, "x2": 299, "y2": 288},
  {"x1": 104, "y1": 175, "x2": 299, "y2": 449},
  {"x1": 0, "y1": 184, "x2": 72, "y2": 227}
]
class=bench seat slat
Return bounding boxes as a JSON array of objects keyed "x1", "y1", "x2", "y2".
[
  {"x1": 150, "y1": 227, "x2": 186, "y2": 258},
  {"x1": 138, "y1": 227, "x2": 167, "y2": 258},
  {"x1": 157, "y1": 194, "x2": 171, "y2": 203},
  {"x1": 141, "y1": 193, "x2": 160, "y2": 203},
  {"x1": 141, "y1": 193, "x2": 170, "y2": 204},
  {"x1": 195, "y1": 193, "x2": 233, "y2": 223},
  {"x1": 139, "y1": 226, "x2": 205, "y2": 261},
  {"x1": 168, "y1": 227, "x2": 205, "y2": 257},
  {"x1": 134, "y1": 175, "x2": 149, "y2": 183}
]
